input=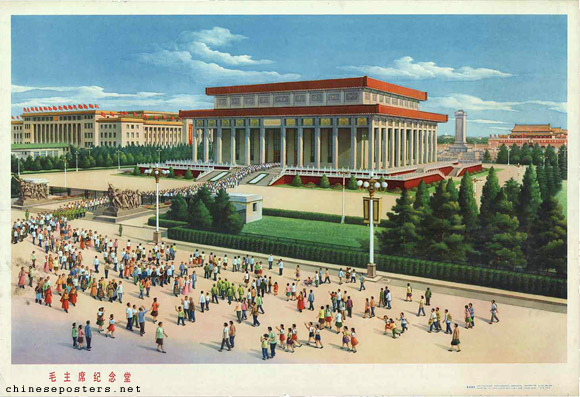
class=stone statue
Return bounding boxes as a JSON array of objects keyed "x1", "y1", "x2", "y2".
[
  {"x1": 107, "y1": 183, "x2": 142, "y2": 210},
  {"x1": 19, "y1": 180, "x2": 48, "y2": 201}
]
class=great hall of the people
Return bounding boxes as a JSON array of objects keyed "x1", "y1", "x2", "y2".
[{"x1": 180, "y1": 76, "x2": 448, "y2": 171}]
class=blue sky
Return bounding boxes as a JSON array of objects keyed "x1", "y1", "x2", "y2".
[{"x1": 11, "y1": 15, "x2": 567, "y2": 137}]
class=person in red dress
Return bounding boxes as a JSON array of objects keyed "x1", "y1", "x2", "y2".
[
  {"x1": 69, "y1": 286, "x2": 77, "y2": 306},
  {"x1": 44, "y1": 286, "x2": 52, "y2": 307},
  {"x1": 297, "y1": 292, "x2": 305, "y2": 313},
  {"x1": 60, "y1": 291, "x2": 69, "y2": 313}
]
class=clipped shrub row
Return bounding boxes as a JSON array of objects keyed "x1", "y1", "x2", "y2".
[
  {"x1": 262, "y1": 207, "x2": 388, "y2": 227},
  {"x1": 147, "y1": 216, "x2": 188, "y2": 228},
  {"x1": 168, "y1": 226, "x2": 566, "y2": 298}
]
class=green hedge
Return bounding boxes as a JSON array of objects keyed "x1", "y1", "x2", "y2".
[
  {"x1": 262, "y1": 207, "x2": 388, "y2": 227},
  {"x1": 168, "y1": 226, "x2": 566, "y2": 298},
  {"x1": 147, "y1": 216, "x2": 188, "y2": 228}
]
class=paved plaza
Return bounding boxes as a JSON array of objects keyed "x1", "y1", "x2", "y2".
[{"x1": 10, "y1": 208, "x2": 566, "y2": 364}]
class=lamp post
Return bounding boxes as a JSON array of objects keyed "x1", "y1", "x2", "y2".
[
  {"x1": 339, "y1": 171, "x2": 348, "y2": 224},
  {"x1": 116, "y1": 149, "x2": 121, "y2": 170},
  {"x1": 144, "y1": 167, "x2": 170, "y2": 243},
  {"x1": 357, "y1": 173, "x2": 388, "y2": 278},
  {"x1": 75, "y1": 151, "x2": 79, "y2": 172},
  {"x1": 64, "y1": 159, "x2": 67, "y2": 194},
  {"x1": 157, "y1": 148, "x2": 162, "y2": 166},
  {"x1": 507, "y1": 146, "x2": 510, "y2": 166},
  {"x1": 17, "y1": 157, "x2": 20, "y2": 176}
]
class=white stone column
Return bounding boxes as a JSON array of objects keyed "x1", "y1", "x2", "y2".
[
  {"x1": 368, "y1": 125, "x2": 375, "y2": 170},
  {"x1": 381, "y1": 128, "x2": 387, "y2": 170},
  {"x1": 409, "y1": 128, "x2": 414, "y2": 166},
  {"x1": 401, "y1": 127, "x2": 407, "y2": 167},
  {"x1": 202, "y1": 126, "x2": 209, "y2": 162},
  {"x1": 350, "y1": 126, "x2": 357, "y2": 169},
  {"x1": 215, "y1": 129, "x2": 222, "y2": 163},
  {"x1": 244, "y1": 125, "x2": 251, "y2": 165},
  {"x1": 332, "y1": 123, "x2": 339, "y2": 169},
  {"x1": 280, "y1": 125, "x2": 287, "y2": 168},
  {"x1": 297, "y1": 126, "x2": 304, "y2": 168},
  {"x1": 375, "y1": 126, "x2": 381, "y2": 169},
  {"x1": 259, "y1": 126, "x2": 266, "y2": 164},
  {"x1": 230, "y1": 129, "x2": 236, "y2": 164},
  {"x1": 434, "y1": 128, "x2": 438, "y2": 162},
  {"x1": 422, "y1": 129, "x2": 427, "y2": 164},
  {"x1": 191, "y1": 125, "x2": 198, "y2": 163},
  {"x1": 314, "y1": 121, "x2": 321, "y2": 168}
]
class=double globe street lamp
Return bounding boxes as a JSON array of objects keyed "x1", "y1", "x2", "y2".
[
  {"x1": 144, "y1": 167, "x2": 170, "y2": 243},
  {"x1": 357, "y1": 173, "x2": 388, "y2": 278}
]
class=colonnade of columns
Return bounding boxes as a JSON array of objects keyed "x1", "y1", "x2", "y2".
[
  {"x1": 189, "y1": 118, "x2": 438, "y2": 170},
  {"x1": 33, "y1": 123, "x2": 82, "y2": 146}
]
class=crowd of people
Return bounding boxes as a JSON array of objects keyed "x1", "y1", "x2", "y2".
[
  {"x1": 13, "y1": 204, "x2": 501, "y2": 359},
  {"x1": 143, "y1": 162, "x2": 280, "y2": 199}
]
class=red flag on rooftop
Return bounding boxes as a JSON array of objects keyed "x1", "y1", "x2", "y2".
[
  {"x1": 110, "y1": 112, "x2": 114, "y2": 116},
  {"x1": 133, "y1": 112, "x2": 137, "y2": 117},
  {"x1": 144, "y1": 115, "x2": 148, "y2": 120},
  {"x1": 162, "y1": 114, "x2": 167, "y2": 119},
  {"x1": 154, "y1": 115, "x2": 158, "y2": 120},
  {"x1": 52, "y1": 106, "x2": 57, "y2": 111},
  {"x1": 83, "y1": 104, "x2": 88, "y2": 109},
  {"x1": 101, "y1": 112, "x2": 105, "y2": 117},
  {"x1": 95, "y1": 104, "x2": 99, "y2": 109},
  {"x1": 11, "y1": 116, "x2": 14, "y2": 120},
  {"x1": 58, "y1": 106, "x2": 62, "y2": 110},
  {"x1": 89, "y1": 104, "x2": 94, "y2": 109}
]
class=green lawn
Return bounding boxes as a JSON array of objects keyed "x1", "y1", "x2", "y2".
[
  {"x1": 556, "y1": 180, "x2": 567, "y2": 216},
  {"x1": 242, "y1": 215, "x2": 381, "y2": 248}
]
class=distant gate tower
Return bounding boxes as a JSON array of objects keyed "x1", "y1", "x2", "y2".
[{"x1": 449, "y1": 109, "x2": 468, "y2": 152}]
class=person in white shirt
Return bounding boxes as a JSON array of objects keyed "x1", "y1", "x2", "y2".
[
  {"x1": 278, "y1": 260, "x2": 284, "y2": 276},
  {"x1": 219, "y1": 322, "x2": 232, "y2": 351},
  {"x1": 199, "y1": 292, "x2": 206, "y2": 313}
]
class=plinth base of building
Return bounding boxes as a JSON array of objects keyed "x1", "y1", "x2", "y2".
[
  {"x1": 367, "y1": 263, "x2": 377, "y2": 278},
  {"x1": 94, "y1": 207, "x2": 151, "y2": 223},
  {"x1": 448, "y1": 144, "x2": 469, "y2": 153}
]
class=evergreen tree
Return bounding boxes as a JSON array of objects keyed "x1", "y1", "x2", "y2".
[
  {"x1": 544, "y1": 165, "x2": 555, "y2": 199},
  {"x1": 184, "y1": 169, "x2": 194, "y2": 180},
  {"x1": 319, "y1": 174, "x2": 330, "y2": 188},
  {"x1": 532, "y1": 144, "x2": 543, "y2": 165},
  {"x1": 378, "y1": 189, "x2": 421, "y2": 257},
  {"x1": 167, "y1": 193, "x2": 188, "y2": 221},
  {"x1": 478, "y1": 167, "x2": 501, "y2": 226},
  {"x1": 544, "y1": 145, "x2": 557, "y2": 166},
  {"x1": 558, "y1": 145, "x2": 567, "y2": 180},
  {"x1": 458, "y1": 171, "x2": 478, "y2": 236},
  {"x1": 496, "y1": 144, "x2": 509, "y2": 164},
  {"x1": 168, "y1": 167, "x2": 176, "y2": 178},
  {"x1": 552, "y1": 162, "x2": 562, "y2": 193},
  {"x1": 536, "y1": 165, "x2": 547, "y2": 200},
  {"x1": 132, "y1": 166, "x2": 141, "y2": 176},
  {"x1": 445, "y1": 178, "x2": 459, "y2": 201},
  {"x1": 502, "y1": 178, "x2": 520, "y2": 212},
  {"x1": 24, "y1": 155, "x2": 34, "y2": 171},
  {"x1": 509, "y1": 144, "x2": 521, "y2": 164},
  {"x1": 346, "y1": 175, "x2": 358, "y2": 190},
  {"x1": 482, "y1": 149, "x2": 492, "y2": 163},
  {"x1": 413, "y1": 180, "x2": 430, "y2": 211},
  {"x1": 195, "y1": 186, "x2": 214, "y2": 209},
  {"x1": 520, "y1": 143, "x2": 532, "y2": 165},
  {"x1": 527, "y1": 196, "x2": 567, "y2": 274},
  {"x1": 211, "y1": 189, "x2": 231, "y2": 231},
  {"x1": 32, "y1": 157, "x2": 42, "y2": 171},
  {"x1": 517, "y1": 165, "x2": 542, "y2": 231},
  {"x1": 418, "y1": 180, "x2": 468, "y2": 262},
  {"x1": 485, "y1": 190, "x2": 527, "y2": 269},
  {"x1": 291, "y1": 174, "x2": 303, "y2": 187},
  {"x1": 187, "y1": 198, "x2": 213, "y2": 230},
  {"x1": 222, "y1": 206, "x2": 244, "y2": 235}
]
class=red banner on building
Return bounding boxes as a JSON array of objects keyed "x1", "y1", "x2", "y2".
[{"x1": 188, "y1": 124, "x2": 193, "y2": 145}]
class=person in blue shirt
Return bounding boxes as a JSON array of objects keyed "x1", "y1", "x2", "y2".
[
  {"x1": 138, "y1": 306, "x2": 148, "y2": 336},
  {"x1": 84, "y1": 320, "x2": 92, "y2": 351}
]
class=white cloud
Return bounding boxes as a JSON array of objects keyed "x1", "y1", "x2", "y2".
[
  {"x1": 340, "y1": 56, "x2": 512, "y2": 81},
  {"x1": 11, "y1": 84, "x2": 213, "y2": 112},
  {"x1": 425, "y1": 93, "x2": 567, "y2": 114},
  {"x1": 139, "y1": 27, "x2": 293, "y2": 80},
  {"x1": 470, "y1": 119, "x2": 509, "y2": 124},
  {"x1": 524, "y1": 100, "x2": 567, "y2": 113},
  {"x1": 489, "y1": 126, "x2": 511, "y2": 130},
  {"x1": 427, "y1": 93, "x2": 520, "y2": 112},
  {"x1": 138, "y1": 49, "x2": 299, "y2": 83}
]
